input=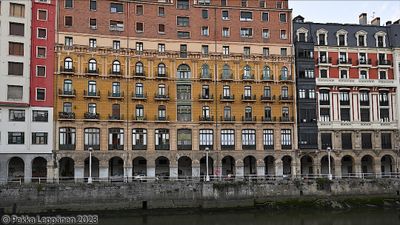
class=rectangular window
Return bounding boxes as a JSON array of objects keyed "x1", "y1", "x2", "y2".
[
  {"x1": 37, "y1": 28, "x2": 47, "y2": 39},
  {"x1": 9, "y1": 22, "x2": 24, "y2": 36},
  {"x1": 136, "y1": 5, "x2": 143, "y2": 15},
  {"x1": 8, "y1": 132, "x2": 24, "y2": 144},
  {"x1": 242, "y1": 129, "x2": 256, "y2": 150},
  {"x1": 221, "y1": 129, "x2": 235, "y2": 150},
  {"x1": 90, "y1": 18, "x2": 97, "y2": 29},
  {"x1": 177, "y1": 0, "x2": 189, "y2": 9},
  {"x1": 65, "y1": 37, "x2": 73, "y2": 46},
  {"x1": 65, "y1": 0, "x2": 73, "y2": 8},
  {"x1": 240, "y1": 28, "x2": 253, "y2": 38},
  {"x1": 340, "y1": 108, "x2": 350, "y2": 121},
  {"x1": 158, "y1": 7, "x2": 165, "y2": 16},
  {"x1": 262, "y1": 29, "x2": 270, "y2": 39},
  {"x1": 9, "y1": 109, "x2": 25, "y2": 122},
  {"x1": 381, "y1": 133, "x2": 392, "y2": 149},
  {"x1": 90, "y1": 0, "x2": 97, "y2": 11},
  {"x1": 59, "y1": 128, "x2": 76, "y2": 150},
  {"x1": 222, "y1": 27, "x2": 230, "y2": 37},
  {"x1": 240, "y1": 11, "x2": 252, "y2": 21},
  {"x1": 177, "y1": 129, "x2": 192, "y2": 150},
  {"x1": 84, "y1": 128, "x2": 100, "y2": 150},
  {"x1": 36, "y1": 66, "x2": 46, "y2": 77},
  {"x1": 7, "y1": 85, "x2": 23, "y2": 100},
  {"x1": 279, "y1": 13, "x2": 287, "y2": 22},
  {"x1": 32, "y1": 132, "x2": 48, "y2": 145},
  {"x1": 177, "y1": 105, "x2": 191, "y2": 122},
  {"x1": 10, "y1": 3, "x2": 25, "y2": 17},
  {"x1": 263, "y1": 129, "x2": 274, "y2": 150},
  {"x1": 159, "y1": 24, "x2": 165, "y2": 33},
  {"x1": 177, "y1": 17, "x2": 189, "y2": 26},
  {"x1": 202, "y1": 9, "x2": 208, "y2": 19},
  {"x1": 132, "y1": 129, "x2": 147, "y2": 150},
  {"x1": 177, "y1": 31, "x2": 190, "y2": 39},
  {"x1": 110, "y1": 20, "x2": 124, "y2": 32},
  {"x1": 136, "y1": 22, "x2": 144, "y2": 32},
  {"x1": 361, "y1": 133, "x2": 372, "y2": 149},
  {"x1": 263, "y1": 47, "x2": 269, "y2": 57},
  {"x1": 8, "y1": 62, "x2": 23, "y2": 76},
  {"x1": 110, "y1": 3, "x2": 123, "y2": 13},
  {"x1": 223, "y1": 46, "x2": 229, "y2": 55},
  {"x1": 36, "y1": 88, "x2": 46, "y2": 101},
  {"x1": 64, "y1": 16, "x2": 72, "y2": 26},
  {"x1": 280, "y1": 48, "x2": 287, "y2": 56},
  {"x1": 9, "y1": 42, "x2": 24, "y2": 56},
  {"x1": 341, "y1": 133, "x2": 352, "y2": 150},
  {"x1": 199, "y1": 129, "x2": 213, "y2": 150},
  {"x1": 280, "y1": 30, "x2": 287, "y2": 39},
  {"x1": 158, "y1": 43, "x2": 165, "y2": 53},
  {"x1": 321, "y1": 133, "x2": 332, "y2": 149},
  {"x1": 32, "y1": 110, "x2": 48, "y2": 122},
  {"x1": 222, "y1": 10, "x2": 229, "y2": 20},
  {"x1": 113, "y1": 40, "x2": 120, "y2": 50},
  {"x1": 360, "y1": 108, "x2": 370, "y2": 122},
  {"x1": 281, "y1": 129, "x2": 292, "y2": 149},
  {"x1": 155, "y1": 129, "x2": 170, "y2": 150},
  {"x1": 38, "y1": 10, "x2": 48, "y2": 20},
  {"x1": 37, "y1": 47, "x2": 46, "y2": 58},
  {"x1": 201, "y1": 26, "x2": 209, "y2": 36},
  {"x1": 262, "y1": 12, "x2": 269, "y2": 21}
]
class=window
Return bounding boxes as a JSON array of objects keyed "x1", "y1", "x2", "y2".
[
  {"x1": 223, "y1": 85, "x2": 231, "y2": 97},
  {"x1": 112, "y1": 60, "x2": 121, "y2": 74},
  {"x1": 177, "y1": 84, "x2": 191, "y2": 99},
  {"x1": 88, "y1": 103, "x2": 97, "y2": 114},
  {"x1": 341, "y1": 133, "x2": 352, "y2": 150},
  {"x1": 177, "y1": 0, "x2": 189, "y2": 9},
  {"x1": 221, "y1": 130, "x2": 235, "y2": 150},
  {"x1": 320, "y1": 69, "x2": 328, "y2": 78},
  {"x1": 280, "y1": 48, "x2": 287, "y2": 56},
  {"x1": 222, "y1": 10, "x2": 229, "y2": 20},
  {"x1": 340, "y1": 91, "x2": 350, "y2": 105},
  {"x1": 360, "y1": 91, "x2": 369, "y2": 106},
  {"x1": 244, "y1": 106, "x2": 252, "y2": 120},
  {"x1": 177, "y1": 105, "x2": 191, "y2": 122},
  {"x1": 158, "y1": 7, "x2": 165, "y2": 16},
  {"x1": 135, "y1": 104, "x2": 144, "y2": 119},
  {"x1": 262, "y1": 29, "x2": 270, "y2": 38},
  {"x1": 10, "y1": 3, "x2": 25, "y2": 17},
  {"x1": 64, "y1": 57, "x2": 73, "y2": 70},
  {"x1": 64, "y1": 0, "x2": 73, "y2": 8},
  {"x1": 136, "y1": 42, "x2": 143, "y2": 52},
  {"x1": 132, "y1": 129, "x2": 147, "y2": 150},
  {"x1": 63, "y1": 80, "x2": 73, "y2": 94},
  {"x1": 318, "y1": 33, "x2": 326, "y2": 45},
  {"x1": 222, "y1": 65, "x2": 231, "y2": 79},
  {"x1": 202, "y1": 9, "x2": 208, "y2": 19},
  {"x1": 108, "y1": 128, "x2": 124, "y2": 150},
  {"x1": 340, "y1": 70, "x2": 348, "y2": 79},
  {"x1": 340, "y1": 108, "x2": 350, "y2": 121},
  {"x1": 309, "y1": 89, "x2": 316, "y2": 99},
  {"x1": 201, "y1": 64, "x2": 210, "y2": 78},
  {"x1": 177, "y1": 17, "x2": 189, "y2": 26},
  {"x1": 320, "y1": 108, "x2": 330, "y2": 121},
  {"x1": 199, "y1": 129, "x2": 213, "y2": 150},
  {"x1": 59, "y1": 128, "x2": 76, "y2": 150},
  {"x1": 63, "y1": 102, "x2": 72, "y2": 113},
  {"x1": 338, "y1": 34, "x2": 346, "y2": 46},
  {"x1": 64, "y1": 16, "x2": 72, "y2": 26},
  {"x1": 158, "y1": 44, "x2": 165, "y2": 53},
  {"x1": 201, "y1": 45, "x2": 209, "y2": 55},
  {"x1": 280, "y1": 30, "x2": 287, "y2": 39},
  {"x1": 110, "y1": 20, "x2": 124, "y2": 31},
  {"x1": 135, "y1": 62, "x2": 144, "y2": 75},
  {"x1": 155, "y1": 129, "x2": 170, "y2": 150},
  {"x1": 37, "y1": 28, "x2": 47, "y2": 39},
  {"x1": 9, "y1": 23, "x2": 24, "y2": 36},
  {"x1": 298, "y1": 89, "x2": 306, "y2": 99},
  {"x1": 36, "y1": 66, "x2": 46, "y2": 77},
  {"x1": 240, "y1": 11, "x2": 252, "y2": 21},
  {"x1": 321, "y1": 133, "x2": 332, "y2": 149},
  {"x1": 9, "y1": 42, "x2": 24, "y2": 56},
  {"x1": 201, "y1": 26, "x2": 209, "y2": 36},
  {"x1": 88, "y1": 80, "x2": 97, "y2": 95},
  {"x1": 262, "y1": 12, "x2": 269, "y2": 21},
  {"x1": 379, "y1": 91, "x2": 389, "y2": 106},
  {"x1": 90, "y1": 0, "x2": 97, "y2": 10},
  {"x1": 242, "y1": 129, "x2": 256, "y2": 149},
  {"x1": 243, "y1": 47, "x2": 250, "y2": 56},
  {"x1": 136, "y1": 5, "x2": 143, "y2": 15},
  {"x1": 110, "y1": 3, "x2": 123, "y2": 13},
  {"x1": 177, "y1": 129, "x2": 192, "y2": 150},
  {"x1": 7, "y1": 85, "x2": 23, "y2": 100},
  {"x1": 65, "y1": 37, "x2": 73, "y2": 46},
  {"x1": 9, "y1": 110, "x2": 25, "y2": 122},
  {"x1": 158, "y1": 105, "x2": 166, "y2": 120},
  {"x1": 8, "y1": 62, "x2": 23, "y2": 76},
  {"x1": 202, "y1": 106, "x2": 210, "y2": 118},
  {"x1": 379, "y1": 71, "x2": 387, "y2": 80},
  {"x1": 36, "y1": 88, "x2": 46, "y2": 101},
  {"x1": 89, "y1": 38, "x2": 97, "y2": 48},
  {"x1": 88, "y1": 59, "x2": 97, "y2": 72},
  {"x1": 263, "y1": 130, "x2": 274, "y2": 149},
  {"x1": 135, "y1": 83, "x2": 143, "y2": 96},
  {"x1": 37, "y1": 47, "x2": 46, "y2": 58},
  {"x1": 381, "y1": 133, "x2": 392, "y2": 149},
  {"x1": 221, "y1": 0, "x2": 227, "y2": 6},
  {"x1": 243, "y1": 65, "x2": 251, "y2": 78},
  {"x1": 279, "y1": 13, "x2": 287, "y2": 22},
  {"x1": 360, "y1": 108, "x2": 370, "y2": 122},
  {"x1": 281, "y1": 129, "x2": 292, "y2": 149},
  {"x1": 264, "y1": 106, "x2": 272, "y2": 121},
  {"x1": 32, "y1": 133, "x2": 48, "y2": 145},
  {"x1": 222, "y1": 27, "x2": 230, "y2": 37},
  {"x1": 33, "y1": 110, "x2": 48, "y2": 122},
  {"x1": 8, "y1": 132, "x2": 24, "y2": 144},
  {"x1": 358, "y1": 35, "x2": 365, "y2": 46},
  {"x1": 158, "y1": 63, "x2": 166, "y2": 76},
  {"x1": 240, "y1": 28, "x2": 253, "y2": 37},
  {"x1": 223, "y1": 46, "x2": 230, "y2": 55},
  {"x1": 113, "y1": 40, "x2": 120, "y2": 50},
  {"x1": 159, "y1": 24, "x2": 165, "y2": 33},
  {"x1": 223, "y1": 106, "x2": 231, "y2": 120},
  {"x1": 361, "y1": 133, "x2": 372, "y2": 149},
  {"x1": 360, "y1": 70, "x2": 368, "y2": 79},
  {"x1": 84, "y1": 128, "x2": 100, "y2": 150},
  {"x1": 241, "y1": 0, "x2": 248, "y2": 7},
  {"x1": 90, "y1": 18, "x2": 97, "y2": 29},
  {"x1": 136, "y1": 22, "x2": 144, "y2": 33}
]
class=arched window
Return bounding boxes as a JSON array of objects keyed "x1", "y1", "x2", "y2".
[
  {"x1": 262, "y1": 66, "x2": 271, "y2": 80},
  {"x1": 243, "y1": 65, "x2": 251, "y2": 78},
  {"x1": 201, "y1": 64, "x2": 209, "y2": 78},
  {"x1": 280, "y1": 66, "x2": 288, "y2": 80},
  {"x1": 158, "y1": 63, "x2": 166, "y2": 77},
  {"x1": 112, "y1": 60, "x2": 121, "y2": 74},
  {"x1": 64, "y1": 57, "x2": 73, "y2": 70},
  {"x1": 88, "y1": 59, "x2": 97, "y2": 72},
  {"x1": 222, "y1": 64, "x2": 231, "y2": 79},
  {"x1": 135, "y1": 62, "x2": 143, "y2": 75},
  {"x1": 177, "y1": 64, "x2": 191, "y2": 79}
]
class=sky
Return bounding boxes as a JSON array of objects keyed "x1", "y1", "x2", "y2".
[{"x1": 290, "y1": 0, "x2": 400, "y2": 25}]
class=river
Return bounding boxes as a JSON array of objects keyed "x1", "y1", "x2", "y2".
[{"x1": 96, "y1": 208, "x2": 400, "y2": 225}]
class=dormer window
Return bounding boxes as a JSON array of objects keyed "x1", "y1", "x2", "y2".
[
  {"x1": 356, "y1": 30, "x2": 367, "y2": 47},
  {"x1": 374, "y1": 31, "x2": 386, "y2": 47},
  {"x1": 316, "y1": 29, "x2": 328, "y2": 45},
  {"x1": 338, "y1": 35, "x2": 345, "y2": 46},
  {"x1": 358, "y1": 35, "x2": 365, "y2": 46},
  {"x1": 336, "y1": 29, "x2": 348, "y2": 46},
  {"x1": 296, "y1": 27, "x2": 308, "y2": 42}
]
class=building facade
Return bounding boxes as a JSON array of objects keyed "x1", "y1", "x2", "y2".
[
  {"x1": 0, "y1": 0, "x2": 56, "y2": 183},
  {"x1": 294, "y1": 15, "x2": 400, "y2": 177},
  {"x1": 54, "y1": 0, "x2": 297, "y2": 180}
]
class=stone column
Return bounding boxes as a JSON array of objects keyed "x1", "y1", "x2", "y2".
[
  {"x1": 99, "y1": 160, "x2": 109, "y2": 182},
  {"x1": 354, "y1": 162, "x2": 362, "y2": 178},
  {"x1": 374, "y1": 158, "x2": 381, "y2": 178},
  {"x1": 74, "y1": 165, "x2": 84, "y2": 183},
  {"x1": 170, "y1": 159, "x2": 178, "y2": 179},
  {"x1": 235, "y1": 160, "x2": 244, "y2": 180},
  {"x1": 192, "y1": 160, "x2": 200, "y2": 180},
  {"x1": 24, "y1": 158, "x2": 32, "y2": 184},
  {"x1": 46, "y1": 160, "x2": 55, "y2": 183},
  {"x1": 334, "y1": 163, "x2": 342, "y2": 179},
  {"x1": 147, "y1": 159, "x2": 156, "y2": 178},
  {"x1": 256, "y1": 162, "x2": 265, "y2": 177},
  {"x1": 275, "y1": 159, "x2": 283, "y2": 178}
]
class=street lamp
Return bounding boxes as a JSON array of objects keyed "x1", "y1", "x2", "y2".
[
  {"x1": 88, "y1": 147, "x2": 93, "y2": 184},
  {"x1": 327, "y1": 147, "x2": 332, "y2": 180},
  {"x1": 205, "y1": 147, "x2": 210, "y2": 182}
]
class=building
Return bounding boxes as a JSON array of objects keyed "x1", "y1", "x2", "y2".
[
  {"x1": 54, "y1": 0, "x2": 297, "y2": 181},
  {"x1": 0, "y1": 0, "x2": 56, "y2": 183},
  {"x1": 293, "y1": 14, "x2": 400, "y2": 178}
]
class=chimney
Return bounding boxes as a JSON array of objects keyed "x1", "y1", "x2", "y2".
[
  {"x1": 386, "y1": 21, "x2": 392, "y2": 26},
  {"x1": 359, "y1": 13, "x2": 367, "y2": 25},
  {"x1": 371, "y1": 17, "x2": 381, "y2": 26}
]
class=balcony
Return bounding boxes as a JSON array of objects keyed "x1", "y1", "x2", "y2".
[
  {"x1": 58, "y1": 89, "x2": 76, "y2": 97},
  {"x1": 154, "y1": 94, "x2": 170, "y2": 101},
  {"x1": 282, "y1": 145, "x2": 292, "y2": 150},
  {"x1": 220, "y1": 116, "x2": 235, "y2": 123},
  {"x1": 279, "y1": 95, "x2": 293, "y2": 102},
  {"x1": 242, "y1": 145, "x2": 256, "y2": 150},
  {"x1": 59, "y1": 144, "x2": 76, "y2": 151},
  {"x1": 200, "y1": 74, "x2": 212, "y2": 81},
  {"x1": 241, "y1": 94, "x2": 256, "y2": 102},
  {"x1": 279, "y1": 75, "x2": 293, "y2": 81},
  {"x1": 133, "y1": 72, "x2": 146, "y2": 78},
  {"x1": 261, "y1": 116, "x2": 276, "y2": 123},
  {"x1": 199, "y1": 94, "x2": 214, "y2": 101},
  {"x1": 242, "y1": 74, "x2": 255, "y2": 81},
  {"x1": 108, "y1": 91, "x2": 124, "y2": 99},
  {"x1": 357, "y1": 58, "x2": 372, "y2": 67},
  {"x1": 378, "y1": 60, "x2": 392, "y2": 67},
  {"x1": 60, "y1": 67, "x2": 75, "y2": 74},
  {"x1": 337, "y1": 58, "x2": 352, "y2": 66},
  {"x1": 132, "y1": 144, "x2": 147, "y2": 150},
  {"x1": 109, "y1": 69, "x2": 122, "y2": 77},
  {"x1": 85, "y1": 68, "x2": 100, "y2": 75},
  {"x1": 84, "y1": 112, "x2": 100, "y2": 120},
  {"x1": 157, "y1": 73, "x2": 168, "y2": 80},
  {"x1": 317, "y1": 57, "x2": 332, "y2": 65},
  {"x1": 58, "y1": 112, "x2": 75, "y2": 120},
  {"x1": 131, "y1": 93, "x2": 147, "y2": 100},
  {"x1": 132, "y1": 115, "x2": 147, "y2": 122},
  {"x1": 221, "y1": 73, "x2": 233, "y2": 81},
  {"x1": 155, "y1": 115, "x2": 170, "y2": 122},
  {"x1": 84, "y1": 145, "x2": 100, "y2": 151},
  {"x1": 83, "y1": 90, "x2": 100, "y2": 98},
  {"x1": 108, "y1": 114, "x2": 124, "y2": 121},
  {"x1": 108, "y1": 144, "x2": 124, "y2": 150},
  {"x1": 280, "y1": 116, "x2": 294, "y2": 122},
  {"x1": 155, "y1": 144, "x2": 170, "y2": 151},
  {"x1": 261, "y1": 75, "x2": 274, "y2": 82},
  {"x1": 264, "y1": 145, "x2": 274, "y2": 150},
  {"x1": 199, "y1": 116, "x2": 214, "y2": 123},
  {"x1": 220, "y1": 94, "x2": 234, "y2": 102},
  {"x1": 260, "y1": 95, "x2": 275, "y2": 102},
  {"x1": 177, "y1": 145, "x2": 192, "y2": 150},
  {"x1": 242, "y1": 116, "x2": 256, "y2": 123}
]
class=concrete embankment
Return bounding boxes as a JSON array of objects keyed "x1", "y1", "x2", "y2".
[{"x1": 1, "y1": 179, "x2": 400, "y2": 213}]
